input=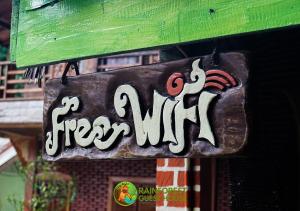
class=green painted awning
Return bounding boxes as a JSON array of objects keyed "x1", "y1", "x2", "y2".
[{"x1": 10, "y1": 0, "x2": 300, "y2": 68}]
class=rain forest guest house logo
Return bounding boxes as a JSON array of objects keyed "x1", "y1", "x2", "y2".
[
  {"x1": 113, "y1": 181, "x2": 138, "y2": 206},
  {"x1": 113, "y1": 181, "x2": 189, "y2": 206}
]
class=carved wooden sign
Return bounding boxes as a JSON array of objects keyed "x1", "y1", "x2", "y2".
[{"x1": 43, "y1": 52, "x2": 248, "y2": 160}]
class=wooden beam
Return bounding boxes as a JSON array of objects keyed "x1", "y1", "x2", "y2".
[
  {"x1": 7, "y1": 79, "x2": 29, "y2": 84},
  {"x1": 7, "y1": 70, "x2": 25, "y2": 75},
  {"x1": 6, "y1": 88, "x2": 42, "y2": 94},
  {"x1": 11, "y1": 0, "x2": 300, "y2": 67},
  {"x1": 0, "y1": 100, "x2": 42, "y2": 124},
  {"x1": 7, "y1": 132, "x2": 36, "y2": 165}
]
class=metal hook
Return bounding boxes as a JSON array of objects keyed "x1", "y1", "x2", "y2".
[{"x1": 61, "y1": 61, "x2": 80, "y2": 85}]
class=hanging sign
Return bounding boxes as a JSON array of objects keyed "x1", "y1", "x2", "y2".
[{"x1": 43, "y1": 52, "x2": 249, "y2": 160}]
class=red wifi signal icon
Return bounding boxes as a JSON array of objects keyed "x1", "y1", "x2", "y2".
[{"x1": 204, "y1": 69, "x2": 237, "y2": 90}]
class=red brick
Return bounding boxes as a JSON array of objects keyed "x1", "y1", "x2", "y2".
[
  {"x1": 194, "y1": 191, "x2": 201, "y2": 208},
  {"x1": 157, "y1": 159, "x2": 165, "y2": 167},
  {"x1": 168, "y1": 158, "x2": 185, "y2": 167},
  {"x1": 194, "y1": 158, "x2": 201, "y2": 165},
  {"x1": 178, "y1": 171, "x2": 188, "y2": 186},
  {"x1": 156, "y1": 171, "x2": 174, "y2": 187},
  {"x1": 156, "y1": 190, "x2": 164, "y2": 206},
  {"x1": 167, "y1": 190, "x2": 189, "y2": 207},
  {"x1": 194, "y1": 171, "x2": 201, "y2": 185},
  {"x1": 57, "y1": 160, "x2": 156, "y2": 211}
]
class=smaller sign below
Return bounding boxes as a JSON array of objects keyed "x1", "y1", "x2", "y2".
[{"x1": 43, "y1": 52, "x2": 249, "y2": 160}]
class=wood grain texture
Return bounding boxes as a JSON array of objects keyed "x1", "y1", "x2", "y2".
[
  {"x1": 12, "y1": 0, "x2": 300, "y2": 67},
  {"x1": 10, "y1": 0, "x2": 20, "y2": 62},
  {"x1": 43, "y1": 52, "x2": 249, "y2": 160},
  {"x1": 0, "y1": 100, "x2": 43, "y2": 124}
]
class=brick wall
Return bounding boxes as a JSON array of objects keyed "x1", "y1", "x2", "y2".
[
  {"x1": 192, "y1": 159, "x2": 201, "y2": 211},
  {"x1": 156, "y1": 158, "x2": 190, "y2": 211},
  {"x1": 58, "y1": 159, "x2": 156, "y2": 211}
]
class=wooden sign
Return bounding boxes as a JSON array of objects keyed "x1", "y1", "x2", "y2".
[{"x1": 43, "y1": 52, "x2": 248, "y2": 160}]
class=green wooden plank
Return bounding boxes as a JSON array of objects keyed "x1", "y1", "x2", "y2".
[
  {"x1": 9, "y1": 0, "x2": 20, "y2": 62},
  {"x1": 15, "y1": 0, "x2": 300, "y2": 67}
]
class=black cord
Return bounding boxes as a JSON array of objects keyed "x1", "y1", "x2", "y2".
[
  {"x1": 61, "y1": 61, "x2": 80, "y2": 85},
  {"x1": 211, "y1": 39, "x2": 220, "y2": 67}
]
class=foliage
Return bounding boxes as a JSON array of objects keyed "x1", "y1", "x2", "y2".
[
  {"x1": 7, "y1": 156, "x2": 76, "y2": 211},
  {"x1": 7, "y1": 195, "x2": 23, "y2": 211}
]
